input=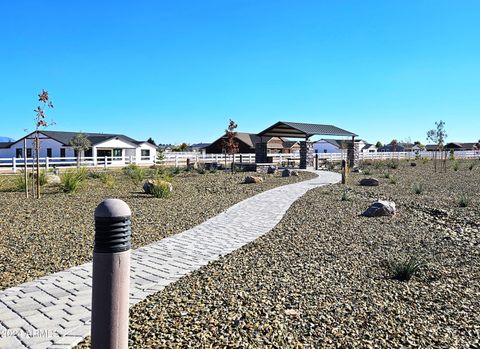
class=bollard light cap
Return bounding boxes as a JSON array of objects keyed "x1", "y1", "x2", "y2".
[{"x1": 95, "y1": 199, "x2": 131, "y2": 219}]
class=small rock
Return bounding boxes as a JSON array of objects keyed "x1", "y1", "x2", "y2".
[
  {"x1": 143, "y1": 179, "x2": 173, "y2": 194},
  {"x1": 291, "y1": 170, "x2": 299, "y2": 177},
  {"x1": 359, "y1": 178, "x2": 379, "y2": 186},
  {"x1": 362, "y1": 200, "x2": 396, "y2": 217},
  {"x1": 411, "y1": 162, "x2": 417, "y2": 167},
  {"x1": 282, "y1": 169, "x2": 292, "y2": 177},
  {"x1": 46, "y1": 174, "x2": 61, "y2": 185},
  {"x1": 243, "y1": 176, "x2": 264, "y2": 184},
  {"x1": 267, "y1": 166, "x2": 277, "y2": 174}
]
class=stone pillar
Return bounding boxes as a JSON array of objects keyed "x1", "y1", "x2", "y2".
[
  {"x1": 300, "y1": 141, "x2": 314, "y2": 169},
  {"x1": 347, "y1": 137, "x2": 359, "y2": 168},
  {"x1": 255, "y1": 142, "x2": 268, "y2": 163}
]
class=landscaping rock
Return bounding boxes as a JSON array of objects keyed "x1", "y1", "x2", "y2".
[
  {"x1": 143, "y1": 179, "x2": 173, "y2": 194},
  {"x1": 291, "y1": 170, "x2": 299, "y2": 177},
  {"x1": 411, "y1": 162, "x2": 417, "y2": 167},
  {"x1": 243, "y1": 176, "x2": 264, "y2": 184},
  {"x1": 267, "y1": 166, "x2": 277, "y2": 174},
  {"x1": 362, "y1": 200, "x2": 396, "y2": 217},
  {"x1": 282, "y1": 169, "x2": 292, "y2": 177},
  {"x1": 46, "y1": 174, "x2": 61, "y2": 185},
  {"x1": 359, "y1": 177, "x2": 379, "y2": 186}
]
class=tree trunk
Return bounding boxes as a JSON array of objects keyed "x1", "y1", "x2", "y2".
[
  {"x1": 36, "y1": 134, "x2": 40, "y2": 198},
  {"x1": 24, "y1": 138, "x2": 28, "y2": 198}
]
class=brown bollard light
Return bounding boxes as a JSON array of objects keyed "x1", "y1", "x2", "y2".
[
  {"x1": 91, "y1": 199, "x2": 132, "y2": 349},
  {"x1": 342, "y1": 160, "x2": 347, "y2": 184}
]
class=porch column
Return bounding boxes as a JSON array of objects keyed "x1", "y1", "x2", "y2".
[
  {"x1": 255, "y1": 140, "x2": 268, "y2": 163},
  {"x1": 300, "y1": 140, "x2": 307, "y2": 169},
  {"x1": 347, "y1": 136, "x2": 358, "y2": 168}
]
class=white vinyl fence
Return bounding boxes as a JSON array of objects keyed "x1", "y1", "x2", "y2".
[{"x1": 0, "y1": 151, "x2": 479, "y2": 173}]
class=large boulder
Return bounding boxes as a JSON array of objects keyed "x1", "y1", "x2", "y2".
[
  {"x1": 267, "y1": 166, "x2": 277, "y2": 174},
  {"x1": 362, "y1": 200, "x2": 396, "y2": 217},
  {"x1": 359, "y1": 178, "x2": 379, "y2": 187},
  {"x1": 243, "y1": 176, "x2": 264, "y2": 184},
  {"x1": 282, "y1": 169, "x2": 292, "y2": 177},
  {"x1": 46, "y1": 174, "x2": 61, "y2": 185},
  {"x1": 143, "y1": 179, "x2": 173, "y2": 194}
]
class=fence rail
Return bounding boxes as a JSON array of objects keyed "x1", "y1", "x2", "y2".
[{"x1": 0, "y1": 150, "x2": 478, "y2": 173}]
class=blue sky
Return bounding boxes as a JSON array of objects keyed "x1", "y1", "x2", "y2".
[{"x1": 0, "y1": 0, "x2": 479, "y2": 144}]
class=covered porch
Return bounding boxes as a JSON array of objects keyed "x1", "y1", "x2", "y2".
[{"x1": 256, "y1": 121, "x2": 358, "y2": 169}]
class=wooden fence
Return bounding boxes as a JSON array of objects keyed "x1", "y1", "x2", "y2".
[{"x1": 0, "y1": 151, "x2": 478, "y2": 173}]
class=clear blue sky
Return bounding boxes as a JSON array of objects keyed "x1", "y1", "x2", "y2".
[{"x1": 1, "y1": 0, "x2": 479, "y2": 144}]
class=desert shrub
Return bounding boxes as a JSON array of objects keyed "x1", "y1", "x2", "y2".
[
  {"x1": 384, "y1": 172, "x2": 390, "y2": 179},
  {"x1": 60, "y1": 170, "x2": 86, "y2": 193},
  {"x1": 209, "y1": 167, "x2": 218, "y2": 174},
  {"x1": 0, "y1": 176, "x2": 6, "y2": 190},
  {"x1": 123, "y1": 164, "x2": 145, "y2": 185},
  {"x1": 386, "y1": 159, "x2": 399, "y2": 169},
  {"x1": 389, "y1": 177, "x2": 397, "y2": 184},
  {"x1": 413, "y1": 183, "x2": 424, "y2": 195},
  {"x1": 373, "y1": 161, "x2": 383, "y2": 170},
  {"x1": 151, "y1": 181, "x2": 172, "y2": 198},
  {"x1": 97, "y1": 172, "x2": 115, "y2": 188},
  {"x1": 452, "y1": 161, "x2": 459, "y2": 171},
  {"x1": 38, "y1": 171, "x2": 48, "y2": 187},
  {"x1": 362, "y1": 167, "x2": 371, "y2": 175},
  {"x1": 171, "y1": 167, "x2": 181, "y2": 175},
  {"x1": 196, "y1": 164, "x2": 207, "y2": 174},
  {"x1": 341, "y1": 189, "x2": 350, "y2": 201},
  {"x1": 469, "y1": 163, "x2": 475, "y2": 171},
  {"x1": 458, "y1": 194, "x2": 470, "y2": 208},
  {"x1": 388, "y1": 256, "x2": 426, "y2": 282},
  {"x1": 449, "y1": 149, "x2": 455, "y2": 160}
]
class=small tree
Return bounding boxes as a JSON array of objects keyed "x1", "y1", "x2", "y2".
[
  {"x1": 390, "y1": 139, "x2": 399, "y2": 152},
  {"x1": 222, "y1": 119, "x2": 239, "y2": 171},
  {"x1": 375, "y1": 141, "x2": 383, "y2": 148},
  {"x1": 427, "y1": 120, "x2": 448, "y2": 173},
  {"x1": 147, "y1": 137, "x2": 157, "y2": 146},
  {"x1": 179, "y1": 143, "x2": 189, "y2": 152},
  {"x1": 33, "y1": 89, "x2": 54, "y2": 198},
  {"x1": 70, "y1": 133, "x2": 92, "y2": 168}
]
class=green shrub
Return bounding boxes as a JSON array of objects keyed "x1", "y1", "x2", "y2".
[
  {"x1": 38, "y1": 171, "x2": 48, "y2": 187},
  {"x1": 15, "y1": 175, "x2": 27, "y2": 191},
  {"x1": 196, "y1": 164, "x2": 207, "y2": 174},
  {"x1": 363, "y1": 168, "x2": 371, "y2": 175},
  {"x1": 172, "y1": 167, "x2": 181, "y2": 175},
  {"x1": 413, "y1": 183, "x2": 424, "y2": 195},
  {"x1": 97, "y1": 172, "x2": 115, "y2": 188},
  {"x1": 388, "y1": 256, "x2": 425, "y2": 282},
  {"x1": 341, "y1": 189, "x2": 350, "y2": 201},
  {"x1": 60, "y1": 169, "x2": 87, "y2": 193},
  {"x1": 459, "y1": 195, "x2": 469, "y2": 208},
  {"x1": 453, "y1": 161, "x2": 459, "y2": 171},
  {"x1": 384, "y1": 172, "x2": 390, "y2": 179},
  {"x1": 373, "y1": 161, "x2": 383, "y2": 170},
  {"x1": 150, "y1": 181, "x2": 172, "y2": 198},
  {"x1": 386, "y1": 159, "x2": 399, "y2": 169},
  {"x1": 0, "y1": 176, "x2": 6, "y2": 190},
  {"x1": 389, "y1": 177, "x2": 397, "y2": 184},
  {"x1": 123, "y1": 164, "x2": 145, "y2": 185}
]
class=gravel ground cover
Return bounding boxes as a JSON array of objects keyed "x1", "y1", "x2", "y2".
[
  {"x1": 79, "y1": 159, "x2": 479, "y2": 348},
  {"x1": 0, "y1": 168, "x2": 314, "y2": 290}
]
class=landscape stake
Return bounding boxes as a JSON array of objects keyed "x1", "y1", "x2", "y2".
[{"x1": 91, "y1": 199, "x2": 132, "y2": 349}]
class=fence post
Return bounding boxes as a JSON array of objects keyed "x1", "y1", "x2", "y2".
[
  {"x1": 175, "y1": 155, "x2": 179, "y2": 167},
  {"x1": 46, "y1": 157, "x2": 50, "y2": 170},
  {"x1": 341, "y1": 160, "x2": 348, "y2": 184},
  {"x1": 104, "y1": 156, "x2": 108, "y2": 169},
  {"x1": 315, "y1": 153, "x2": 319, "y2": 170},
  {"x1": 91, "y1": 199, "x2": 131, "y2": 349},
  {"x1": 12, "y1": 157, "x2": 16, "y2": 173}
]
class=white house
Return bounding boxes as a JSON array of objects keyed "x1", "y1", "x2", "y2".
[
  {"x1": 361, "y1": 143, "x2": 377, "y2": 153},
  {"x1": 313, "y1": 139, "x2": 368, "y2": 154},
  {"x1": 0, "y1": 131, "x2": 157, "y2": 165}
]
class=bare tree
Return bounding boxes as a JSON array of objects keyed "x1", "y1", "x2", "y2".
[
  {"x1": 222, "y1": 119, "x2": 239, "y2": 172},
  {"x1": 70, "y1": 133, "x2": 92, "y2": 168},
  {"x1": 427, "y1": 120, "x2": 448, "y2": 173},
  {"x1": 33, "y1": 90, "x2": 54, "y2": 198}
]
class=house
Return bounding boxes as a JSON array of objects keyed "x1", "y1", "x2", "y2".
[
  {"x1": 0, "y1": 130, "x2": 157, "y2": 165},
  {"x1": 377, "y1": 144, "x2": 406, "y2": 152},
  {"x1": 445, "y1": 142, "x2": 479, "y2": 151},
  {"x1": 203, "y1": 132, "x2": 299, "y2": 154},
  {"x1": 313, "y1": 139, "x2": 368, "y2": 154},
  {"x1": 189, "y1": 143, "x2": 211, "y2": 153},
  {"x1": 361, "y1": 143, "x2": 377, "y2": 153}
]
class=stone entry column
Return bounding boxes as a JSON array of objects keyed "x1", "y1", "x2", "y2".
[
  {"x1": 300, "y1": 141, "x2": 312, "y2": 169},
  {"x1": 347, "y1": 137, "x2": 358, "y2": 168},
  {"x1": 255, "y1": 142, "x2": 268, "y2": 163}
]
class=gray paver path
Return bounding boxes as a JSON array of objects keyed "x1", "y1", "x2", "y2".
[{"x1": 0, "y1": 170, "x2": 340, "y2": 349}]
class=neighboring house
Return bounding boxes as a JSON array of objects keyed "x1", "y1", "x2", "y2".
[
  {"x1": 411, "y1": 144, "x2": 426, "y2": 152},
  {"x1": 377, "y1": 144, "x2": 406, "y2": 152},
  {"x1": 361, "y1": 143, "x2": 377, "y2": 153},
  {"x1": 0, "y1": 131, "x2": 157, "y2": 164},
  {"x1": 445, "y1": 142, "x2": 478, "y2": 151},
  {"x1": 313, "y1": 139, "x2": 368, "y2": 154},
  {"x1": 203, "y1": 132, "x2": 299, "y2": 154},
  {"x1": 189, "y1": 143, "x2": 211, "y2": 153}
]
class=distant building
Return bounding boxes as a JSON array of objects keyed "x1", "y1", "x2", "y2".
[
  {"x1": 445, "y1": 142, "x2": 478, "y2": 151},
  {"x1": 203, "y1": 132, "x2": 299, "y2": 154},
  {"x1": 378, "y1": 144, "x2": 406, "y2": 152},
  {"x1": 313, "y1": 139, "x2": 368, "y2": 154},
  {"x1": 189, "y1": 143, "x2": 211, "y2": 153}
]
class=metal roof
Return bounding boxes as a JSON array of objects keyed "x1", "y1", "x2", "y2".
[{"x1": 257, "y1": 121, "x2": 357, "y2": 138}]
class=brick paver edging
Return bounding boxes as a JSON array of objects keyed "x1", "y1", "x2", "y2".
[{"x1": 0, "y1": 170, "x2": 340, "y2": 349}]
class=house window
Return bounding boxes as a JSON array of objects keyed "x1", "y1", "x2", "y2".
[
  {"x1": 26, "y1": 148, "x2": 32, "y2": 158},
  {"x1": 85, "y1": 148, "x2": 93, "y2": 157},
  {"x1": 16, "y1": 149, "x2": 22, "y2": 158},
  {"x1": 47, "y1": 148, "x2": 52, "y2": 157},
  {"x1": 113, "y1": 149, "x2": 122, "y2": 157},
  {"x1": 141, "y1": 149, "x2": 150, "y2": 158},
  {"x1": 60, "y1": 148, "x2": 66, "y2": 158}
]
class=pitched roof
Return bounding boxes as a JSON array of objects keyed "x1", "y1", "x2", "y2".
[
  {"x1": 0, "y1": 142, "x2": 13, "y2": 149},
  {"x1": 234, "y1": 132, "x2": 268, "y2": 148},
  {"x1": 258, "y1": 121, "x2": 357, "y2": 138},
  {"x1": 316, "y1": 138, "x2": 364, "y2": 148},
  {"x1": 38, "y1": 131, "x2": 142, "y2": 147}
]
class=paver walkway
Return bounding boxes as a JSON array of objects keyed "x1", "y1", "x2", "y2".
[{"x1": 0, "y1": 170, "x2": 340, "y2": 349}]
